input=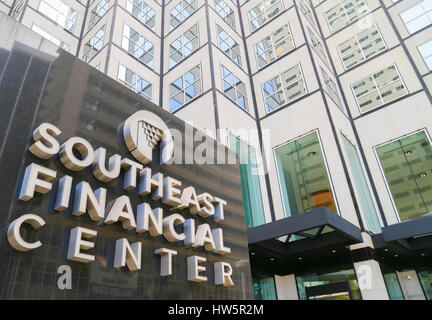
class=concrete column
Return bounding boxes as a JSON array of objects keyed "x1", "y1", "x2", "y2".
[
  {"x1": 274, "y1": 274, "x2": 298, "y2": 300},
  {"x1": 396, "y1": 270, "x2": 426, "y2": 300},
  {"x1": 353, "y1": 260, "x2": 389, "y2": 300}
]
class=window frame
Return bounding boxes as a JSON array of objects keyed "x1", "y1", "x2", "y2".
[
  {"x1": 31, "y1": 24, "x2": 71, "y2": 51},
  {"x1": 87, "y1": 0, "x2": 109, "y2": 31},
  {"x1": 125, "y1": 0, "x2": 156, "y2": 31},
  {"x1": 168, "y1": 23, "x2": 200, "y2": 68},
  {"x1": 248, "y1": 0, "x2": 285, "y2": 32},
  {"x1": 272, "y1": 129, "x2": 341, "y2": 218},
  {"x1": 169, "y1": 64, "x2": 203, "y2": 112},
  {"x1": 324, "y1": 0, "x2": 369, "y2": 34},
  {"x1": 82, "y1": 25, "x2": 105, "y2": 63},
  {"x1": 254, "y1": 23, "x2": 295, "y2": 70},
  {"x1": 372, "y1": 128, "x2": 432, "y2": 223},
  {"x1": 336, "y1": 23, "x2": 387, "y2": 71},
  {"x1": 350, "y1": 63, "x2": 408, "y2": 114},
  {"x1": 122, "y1": 23, "x2": 155, "y2": 69},
  {"x1": 261, "y1": 62, "x2": 308, "y2": 114},
  {"x1": 169, "y1": 0, "x2": 197, "y2": 31},
  {"x1": 321, "y1": 67, "x2": 343, "y2": 110},
  {"x1": 417, "y1": 39, "x2": 432, "y2": 71},
  {"x1": 117, "y1": 64, "x2": 153, "y2": 101},
  {"x1": 217, "y1": 24, "x2": 242, "y2": 67},
  {"x1": 37, "y1": 0, "x2": 78, "y2": 33},
  {"x1": 400, "y1": 0, "x2": 432, "y2": 35},
  {"x1": 214, "y1": 0, "x2": 236, "y2": 31},
  {"x1": 220, "y1": 64, "x2": 249, "y2": 111}
]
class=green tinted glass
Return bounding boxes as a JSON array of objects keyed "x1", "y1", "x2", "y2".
[
  {"x1": 376, "y1": 131, "x2": 432, "y2": 222},
  {"x1": 229, "y1": 134, "x2": 265, "y2": 228},
  {"x1": 275, "y1": 131, "x2": 337, "y2": 217}
]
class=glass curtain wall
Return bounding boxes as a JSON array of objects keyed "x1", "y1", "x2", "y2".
[
  {"x1": 375, "y1": 130, "x2": 432, "y2": 222},
  {"x1": 274, "y1": 131, "x2": 337, "y2": 217},
  {"x1": 418, "y1": 270, "x2": 432, "y2": 300},
  {"x1": 341, "y1": 134, "x2": 381, "y2": 234},
  {"x1": 252, "y1": 276, "x2": 277, "y2": 300},
  {"x1": 381, "y1": 264, "x2": 404, "y2": 300},
  {"x1": 229, "y1": 134, "x2": 265, "y2": 228}
]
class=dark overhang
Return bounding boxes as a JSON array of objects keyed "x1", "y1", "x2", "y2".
[
  {"x1": 371, "y1": 216, "x2": 432, "y2": 271},
  {"x1": 247, "y1": 207, "x2": 363, "y2": 275}
]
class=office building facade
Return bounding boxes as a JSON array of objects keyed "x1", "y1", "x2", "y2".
[{"x1": 1, "y1": 0, "x2": 432, "y2": 300}]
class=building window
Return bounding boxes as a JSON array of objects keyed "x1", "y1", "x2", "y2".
[
  {"x1": 215, "y1": 0, "x2": 236, "y2": 30},
  {"x1": 126, "y1": 0, "x2": 156, "y2": 31},
  {"x1": 122, "y1": 24, "x2": 154, "y2": 68},
  {"x1": 375, "y1": 130, "x2": 432, "y2": 222},
  {"x1": 31, "y1": 24, "x2": 70, "y2": 51},
  {"x1": 254, "y1": 24, "x2": 294, "y2": 69},
  {"x1": 82, "y1": 27, "x2": 105, "y2": 62},
  {"x1": 297, "y1": 0, "x2": 316, "y2": 28},
  {"x1": 118, "y1": 65, "x2": 152, "y2": 100},
  {"x1": 337, "y1": 25, "x2": 386, "y2": 70},
  {"x1": 248, "y1": 0, "x2": 284, "y2": 32},
  {"x1": 401, "y1": 0, "x2": 432, "y2": 34},
  {"x1": 341, "y1": 134, "x2": 381, "y2": 233},
  {"x1": 308, "y1": 27, "x2": 328, "y2": 64},
  {"x1": 229, "y1": 134, "x2": 265, "y2": 229},
  {"x1": 325, "y1": 0, "x2": 369, "y2": 33},
  {"x1": 352, "y1": 64, "x2": 407, "y2": 113},
  {"x1": 217, "y1": 25, "x2": 242, "y2": 67},
  {"x1": 262, "y1": 63, "x2": 306, "y2": 113},
  {"x1": 274, "y1": 131, "x2": 337, "y2": 217},
  {"x1": 169, "y1": 24, "x2": 199, "y2": 68},
  {"x1": 321, "y1": 68, "x2": 342, "y2": 109},
  {"x1": 418, "y1": 40, "x2": 432, "y2": 71},
  {"x1": 169, "y1": 64, "x2": 202, "y2": 112},
  {"x1": 38, "y1": 0, "x2": 78, "y2": 32},
  {"x1": 88, "y1": 0, "x2": 109, "y2": 31},
  {"x1": 221, "y1": 65, "x2": 249, "y2": 111},
  {"x1": 169, "y1": 0, "x2": 197, "y2": 31}
]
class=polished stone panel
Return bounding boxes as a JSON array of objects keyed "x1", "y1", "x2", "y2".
[{"x1": 0, "y1": 14, "x2": 253, "y2": 299}]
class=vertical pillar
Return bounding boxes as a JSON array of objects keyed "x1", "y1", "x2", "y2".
[
  {"x1": 396, "y1": 270, "x2": 426, "y2": 300},
  {"x1": 274, "y1": 274, "x2": 298, "y2": 300},
  {"x1": 353, "y1": 260, "x2": 389, "y2": 300}
]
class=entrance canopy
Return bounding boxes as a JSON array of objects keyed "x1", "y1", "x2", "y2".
[{"x1": 248, "y1": 207, "x2": 363, "y2": 275}]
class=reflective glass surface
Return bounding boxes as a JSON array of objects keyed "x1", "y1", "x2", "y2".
[
  {"x1": 229, "y1": 135, "x2": 265, "y2": 229},
  {"x1": 375, "y1": 131, "x2": 432, "y2": 222},
  {"x1": 274, "y1": 131, "x2": 337, "y2": 217}
]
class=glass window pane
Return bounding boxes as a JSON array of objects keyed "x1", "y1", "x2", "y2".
[
  {"x1": 352, "y1": 65, "x2": 407, "y2": 112},
  {"x1": 418, "y1": 40, "x2": 432, "y2": 71},
  {"x1": 401, "y1": 0, "x2": 432, "y2": 34},
  {"x1": 326, "y1": 0, "x2": 368, "y2": 33},
  {"x1": 342, "y1": 135, "x2": 381, "y2": 233},
  {"x1": 275, "y1": 131, "x2": 337, "y2": 217},
  {"x1": 254, "y1": 24, "x2": 293, "y2": 69},
  {"x1": 229, "y1": 135, "x2": 266, "y2": 228},
  {"x1": 338, "y1": 25, "x2": 386, "y2": 70},
  {"x1": 376, "y1": 131, "x2": 432, "y2": 222}
]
